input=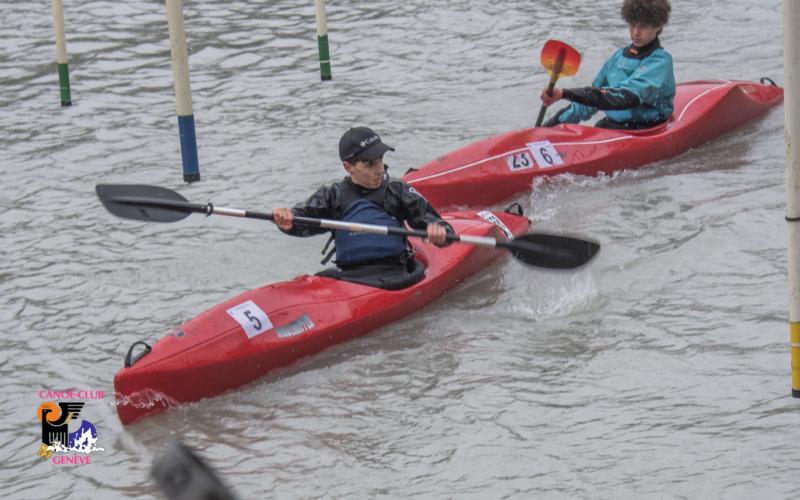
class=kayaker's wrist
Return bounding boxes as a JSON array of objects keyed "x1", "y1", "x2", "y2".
[{"x1": 562, "y1": 88, "x2": 577, "y2": 101}]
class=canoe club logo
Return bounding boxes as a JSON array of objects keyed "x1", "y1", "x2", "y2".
[{"x1": 36, "y1": 389, "x2": 105, "y2": 464}]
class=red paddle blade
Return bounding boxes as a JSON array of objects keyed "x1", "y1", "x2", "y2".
[{"x1": 540, "y1": 39, "x2": 581, "y2": 77}]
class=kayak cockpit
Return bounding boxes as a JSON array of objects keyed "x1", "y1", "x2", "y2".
[{"x1": 315, "y1": 256, "x2": 426, "y2": 291}]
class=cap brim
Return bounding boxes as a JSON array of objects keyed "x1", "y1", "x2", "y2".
[{"x1": 358, "y1": 142, "x2": 394, "y2": 161}]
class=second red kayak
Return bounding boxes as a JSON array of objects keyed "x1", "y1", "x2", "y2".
[{"x1": 403, "y1": 79, "x2": 783, "y2": 209}]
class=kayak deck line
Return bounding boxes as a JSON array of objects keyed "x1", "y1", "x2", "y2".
[
  {"x1": 407, "y1": 80, "x2": 736, "y2": 185},
  {"x1": 547, "y1": 134, "x2": 636, "y2": 148},
  {"x1": 407, "y1": 148, "x2": 529, "y2": 184},
  {"x1": 674, "y1": 80, "x2": 733, "y2": 122}
]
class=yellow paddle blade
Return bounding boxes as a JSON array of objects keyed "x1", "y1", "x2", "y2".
[{"x1": 540, "y1": 39, "x2": 581, "y2": 78}]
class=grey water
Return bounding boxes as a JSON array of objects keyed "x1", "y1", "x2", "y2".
[{"x1": 2, "y1": 0, "x2": 797, "y2": 498}]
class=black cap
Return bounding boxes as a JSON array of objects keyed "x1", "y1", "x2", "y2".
[{"x1": 338, "y1": 127, "x2": 395, "y2": 162}]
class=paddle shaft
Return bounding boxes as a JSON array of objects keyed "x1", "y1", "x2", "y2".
[
  {"x1": 535, "y1": 47, "x2": 567, "y2": 127},
  {"x1": 110, "y1": 195, "x2": 529, "y2": 252},
  {"x1": 98, "y1": 185, "x2": 599, "y2": 269}
]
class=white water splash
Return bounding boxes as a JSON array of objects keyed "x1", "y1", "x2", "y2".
[{"x1": 504, "y1": 266, "x2": 602, "y2": 321}]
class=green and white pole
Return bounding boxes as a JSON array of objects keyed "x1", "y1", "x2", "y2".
[
  {"x1": 314, "y1": 0, "x2": 332, "y2": 81},
  {"x1": 784, "y1": 0, "x2": 800, "y2": 398},
  {"x1": 51, "y1": 0, "x2": 72, "y2": 106},
  {"x1": 165, "y1": 0, "x2": 200, "y2": 182}
]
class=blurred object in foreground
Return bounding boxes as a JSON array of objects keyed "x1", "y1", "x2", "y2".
[{"x1": 151, "y1": 441, "x2": 239, "y2": 500}]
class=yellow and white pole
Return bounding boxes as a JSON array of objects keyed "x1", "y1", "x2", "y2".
[
  {"x1": 165, "y1": 0, "x2": 200, "y2": 182},
  {"x1": 314, "y1": 0, "x2": 332, "y2": 80},
  {"x1": 784, "y1": 0, "x2": 800, "y2": 398},
  {"x1": 51, "y1": 0, "x2": 72, "y2": 106}
]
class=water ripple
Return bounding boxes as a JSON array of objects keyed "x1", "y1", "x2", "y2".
[{"x1": 1, "y1": 0, "x2": 796, "y2": 498}]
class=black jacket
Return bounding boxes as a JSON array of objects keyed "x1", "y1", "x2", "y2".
[{"x1": 281, "y1": 173, "x2": 453, "y2": 237}]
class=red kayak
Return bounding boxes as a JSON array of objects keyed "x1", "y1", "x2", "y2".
[
  {"x1": 114, "y1": 209, "x2": 530, "y2": 424},
  {"x1": 403, "y1": 79, "x2": 783, "y2": 209}
]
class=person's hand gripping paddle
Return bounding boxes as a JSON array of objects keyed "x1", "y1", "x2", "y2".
[{"x1": 535, "y1": 40, "x2": 581, "y2": 127}]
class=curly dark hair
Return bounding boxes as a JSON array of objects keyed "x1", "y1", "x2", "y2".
[{"x1": 621, "y1": 0, "x2": 671, "y2": 27}]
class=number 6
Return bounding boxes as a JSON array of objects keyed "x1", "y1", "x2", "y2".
[{"x1": 540, "y1": 148, "x2": 553, "y2": 165}]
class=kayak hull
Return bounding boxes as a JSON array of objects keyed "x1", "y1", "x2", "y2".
[
  {"x1": 114, "y1": 210, "x2": 530, "y2": 424},
  {"x1": 403, "y1": 80, "x2": 783, "y2": 209}
]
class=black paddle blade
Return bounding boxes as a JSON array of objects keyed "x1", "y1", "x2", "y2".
[
  {"x1": 96, "y1": 184, "x2": 194, "y2": 223},
  {"x1": 508, "y1": 233, "x2": 600, "y2": 269}
]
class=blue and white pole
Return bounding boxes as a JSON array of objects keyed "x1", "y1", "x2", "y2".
[
  {"x1": 314, "y1": 0, "x2": 332, "y2": 81},
  {"x1": 165, "y1": 0, "x2": 200, "y2": 182},
  {"x1": 51, "y1": 0, "x2": 72, "y2": 106}
]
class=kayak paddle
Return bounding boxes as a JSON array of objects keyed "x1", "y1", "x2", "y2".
[
  {"x1": 96, "y1": 184, "x2": 600, "y2": 269},
  {"x1": 535, "y1": 39, "x2": 581, "y2": 127}
]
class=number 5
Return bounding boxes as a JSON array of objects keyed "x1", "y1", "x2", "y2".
[{"x1": 244, "y1": 310, "x2": 262, "y2": 330}]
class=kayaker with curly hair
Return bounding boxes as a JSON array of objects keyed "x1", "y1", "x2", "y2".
[
  {"x1": 271, "y1": 127, "x2": 453, "y2": 290},
  {"x1": 540, "y1": 0, "x2": 675, "y2": 130}
]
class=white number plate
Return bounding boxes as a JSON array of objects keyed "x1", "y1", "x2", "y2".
[
  {"x1": 226, "y1": 300, "x2": 273, "y2": 339},
  {"x1": 526, "y1": 140, "x2": 564, "y2": 168}
]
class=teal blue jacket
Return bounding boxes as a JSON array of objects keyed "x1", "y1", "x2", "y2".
[{"x1": 556, "y1": 39, "x2": 675, "y2": 125}]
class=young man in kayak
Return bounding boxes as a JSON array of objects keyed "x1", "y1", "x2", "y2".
[
  {"x1": 272, "y1": 127, "x2": 452, "y2": 290},
  {"x1": 540, "y1": 0, "x2": 675, "y2": 130}
]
